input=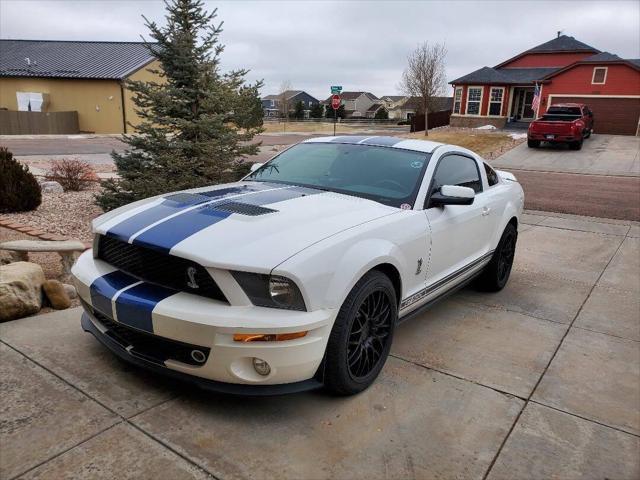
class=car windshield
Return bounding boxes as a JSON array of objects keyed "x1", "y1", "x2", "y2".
[{"x1": 245, "y1": 142, "x2": 431, "y2": 208}]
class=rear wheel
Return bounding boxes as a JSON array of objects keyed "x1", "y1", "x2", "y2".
[
  {"x1": 527, "y1": 139, "x2": 540, "y2": 148},
  {"x1": 569, "y1": 139, "x2": 583, "y2": 150},
  {"x1": 584, "y1": 128, "x2": 592, "y2": 138},
  {"x1": 476, "y1": 223, "x2": 518, "y2": 292},
  {"x1": 323, "y1": 271, "x2": 397, "y2": 395}
]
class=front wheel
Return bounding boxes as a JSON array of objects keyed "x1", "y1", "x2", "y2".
[
  {"x1": 475, "y1": 223, "x2": 518, "y2": 292},
  {"x1": 323, "y1": 271, "x2": 397, "y2": 395}
]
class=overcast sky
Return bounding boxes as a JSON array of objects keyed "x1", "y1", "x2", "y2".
[{"x1": 1, "y1": 0, "x2": 639, "y2": 99}]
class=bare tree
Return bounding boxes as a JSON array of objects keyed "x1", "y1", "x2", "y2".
[
  {"x1": 278, "y1": 80, "x2": 292, "y2": 120},
  {"x1": 400, "y1": 42, "x2": 447, "y2": 136}
]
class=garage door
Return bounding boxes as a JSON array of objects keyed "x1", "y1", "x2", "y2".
[{"x1": 551, "y1": 96, "x2": 640, "y2": 135}]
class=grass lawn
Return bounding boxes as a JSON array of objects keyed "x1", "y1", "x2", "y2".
[{"x1": 400, "y1": 130, "x2": 523, "y2": 159}]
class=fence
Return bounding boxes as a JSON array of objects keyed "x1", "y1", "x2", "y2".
[
  {"x1": 410, "y1": 110, "x2": 452, "y2": 132},
  {"x1": 263, "y1": 117, "x2": 402, "y2": 126},
  {"x1": 0, "y1": 111, "x2": 79, "y2": 135}
]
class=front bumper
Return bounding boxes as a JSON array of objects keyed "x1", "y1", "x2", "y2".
[
  {"x1": 81, "y1": 311, "x2": 323, "y2": 395},
  {"x1": 72, "y1": 250, "x2": 336, "y2": 392}
]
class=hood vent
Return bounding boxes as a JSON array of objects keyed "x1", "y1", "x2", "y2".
[
  {"x1": 164, "y1": 192, "x2": 212, "y2": 206},
  {"x1": 212, "y1": 201, "x2": 277, "y2": 216}
]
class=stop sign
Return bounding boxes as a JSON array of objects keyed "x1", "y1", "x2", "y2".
[{"x1": 331, "y1": 94, "x2": 341, "y2": 110}]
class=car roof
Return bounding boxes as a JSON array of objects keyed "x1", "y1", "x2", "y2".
[{"x1": 302, "y1": 135, "x2": 444, "y2": 154}]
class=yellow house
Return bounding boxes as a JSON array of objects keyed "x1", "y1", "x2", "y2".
[{"x1": 0, "y1": 39, "x2": 162, "y2": 134}]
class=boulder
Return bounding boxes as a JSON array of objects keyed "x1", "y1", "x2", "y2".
[
  {"x1": 62, "y1": 283, "x2": 77, "y2": 299},
  {"x1": 42, "y1": 279, "x2": 71, "y2": 310},
  {"x1": 39, "y1": 181, "x2": 64, "y2": 193},
  {"x1": 0, "y1": 262, "x2": 45, "y2": 321}
]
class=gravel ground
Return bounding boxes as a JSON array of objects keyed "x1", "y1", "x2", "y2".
[{"x1": 3, "y1": 185, "x2": 103, "y2": 243}]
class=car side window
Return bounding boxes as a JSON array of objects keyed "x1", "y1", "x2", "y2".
[
  {"x1": 484, "y1": 162, "x2": 499, "y2": 186},
  {"x1": 431, "y1": 154, "x2": 483, "y2": 194}
]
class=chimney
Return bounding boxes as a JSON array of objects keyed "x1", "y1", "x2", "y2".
[{"x1": 557, "y1": 31, "x2": 562, "y2": 38}]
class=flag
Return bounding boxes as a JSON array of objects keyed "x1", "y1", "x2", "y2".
[{"x1": 531, "y1": 84, "x2": 541, "y2": 114}]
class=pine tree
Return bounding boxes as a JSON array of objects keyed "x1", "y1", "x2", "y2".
[
  {"x1": 293, "y1": 101, "x2": 305, "y2": 119},
  {"x1": 96, "y1": 0, "x2": 264, "y2": 211},
  {"x1": 309, "y1": 103, "x2": 324, "y2": 118}
]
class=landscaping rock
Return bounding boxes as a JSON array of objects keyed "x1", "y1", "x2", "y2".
[
  {"x1": 39, "y1": 181, "x2": 64, "y2": 193},
  {"x1": 62, "y1": 283, "x2": 77, "y2": 299},
  {"x1": 0, "y1": 262, "x2": 45, "y2": 321},
  {"x1": 42, "y1": 279, "x2": 71, "y2": 310},
  {"x1": 0, "y1": 250, "x2": 12, "y2": 265}
]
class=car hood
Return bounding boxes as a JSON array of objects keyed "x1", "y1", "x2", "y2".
[{"x1": 94, "y1": 181, "x2": 398, "y2": 271}]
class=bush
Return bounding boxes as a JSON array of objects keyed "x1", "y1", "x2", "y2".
[
  {"x1": 0, "y1": 147, "x2": 42, "y2": 213},
  {"x1": 46, "y1": 158, "x2": 97, "y2": 191}
]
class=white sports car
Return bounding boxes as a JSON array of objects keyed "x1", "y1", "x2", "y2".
[{"x1": 72, "y1": 136, "x2": 524, "y2": 395}]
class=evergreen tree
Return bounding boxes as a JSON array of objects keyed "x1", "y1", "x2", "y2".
[
  {"x1": 96, "y1": 0, "x2": 264, "y2": 211},
  {"x1": 293, "y1": 101, "x2": 305, "y2": 119},
  {"x1": 374, "y1": 107, "x2": 389, "y2": 119},
  {"x1": 309, "y1": 103, "x2": 324, "y2": 118}
]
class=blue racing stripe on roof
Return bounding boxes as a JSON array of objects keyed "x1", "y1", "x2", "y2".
[
  {"x1": 115, "y1": 282, "x2": 176, "y2": 333},
  {"x1": 105, "y1": 184, "x2": 270, "y2": 243},
  {"x1": 89, "y1": 270, "x2": 139, "y2": 318},
  {"x1": 330, "y1": 136, "x2": 371, "y2": 144},
  {"x1": 361, "y1": 136, "x2": 405, "y2": 147}
]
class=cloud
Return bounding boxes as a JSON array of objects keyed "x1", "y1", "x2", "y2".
[{"x1": 1, "y1": 0, "x2": 638, "y2": 99}]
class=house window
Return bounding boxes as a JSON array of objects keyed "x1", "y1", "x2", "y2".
[
  {"x1": 453, "y1": 87, "x2": 462, "y2": 114},
  {"x1": 466, "y1": 87, "x2": 482, "y2": 115},
  {"x1": 592, "y1": 67, "x2": 607, "y2": 84},
  {"x1": 489, "y1": 87, "x2": 504, "y2": 116}
]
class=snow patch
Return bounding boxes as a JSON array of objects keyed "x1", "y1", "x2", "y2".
[
  {"x1": 475, "y1": 125, "x2": 497, "y2": 130},
  {"x1": 509, "y1": 133, "x2": 527, "y2": 140}
]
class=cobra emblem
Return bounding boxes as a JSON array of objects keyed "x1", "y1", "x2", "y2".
[{"x1": 186, "y1": 266, "x2": 199, "y2": 289}]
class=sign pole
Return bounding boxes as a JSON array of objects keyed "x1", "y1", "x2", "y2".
[
  {"x1": 334, "y1": 108, "x2": 336, "y2": 136},
  {"x1": 330, "y1": 89, "x2": 342, "y2": 137}
]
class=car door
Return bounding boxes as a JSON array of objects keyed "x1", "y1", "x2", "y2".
[{"x1": 424, "y1": 153, "x2": 494, "y2": 288}]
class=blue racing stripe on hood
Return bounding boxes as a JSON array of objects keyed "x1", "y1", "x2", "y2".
[
  {"x1": 105, "y1": 184, "x2": 272, "y2": 242},
  {"x1": 131, "y1": 185, "x2": 321, "y2": 254},
  {"x1": 89, "y1": 270, "x2": 139, "y2": 318},
  {"x1": 115, "y1": 282, "x2": 176, "y2": 333}
]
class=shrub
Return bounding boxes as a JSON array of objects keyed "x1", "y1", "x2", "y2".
[
  {"x1": 46, "y1": 158, "x2": 98, "y2": 191},
  {"x1": 0, "y1": 147, "x2": 42, "y2": 213}
]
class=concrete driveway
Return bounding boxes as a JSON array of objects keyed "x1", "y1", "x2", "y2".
[
  {"x1": 1, "y1": 212, "x2": 639, "y2": 479},
  {"x1": 493, "y1": 134, "x2": 640, "y2": 177}
]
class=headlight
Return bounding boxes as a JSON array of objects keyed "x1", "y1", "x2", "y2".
[{"x1": 232, "y1": 272, "x2": 306, "y2": 311}]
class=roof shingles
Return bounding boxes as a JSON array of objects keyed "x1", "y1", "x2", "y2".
[{"x1": 0, "y1": 39, "x2": 156, "y2": 79}]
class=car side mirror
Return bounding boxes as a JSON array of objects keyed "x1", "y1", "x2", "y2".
[
  {"x1": 249, "y1": 162, "x2": 264, "y2": 172},
  {"x1": 428, "y1": 185, "x2": 475, "y2": 207}
]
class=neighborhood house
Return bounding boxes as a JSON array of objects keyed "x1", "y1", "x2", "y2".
[
  {"x1": 0, "y1": 39, "x2": 162, "y2": 134},
  {"x1": 450, "y1": 35, "x2": 640, "y2": 134},
  {"x1": 261, "y1": 90, "x2": 320, "y2": 117}
]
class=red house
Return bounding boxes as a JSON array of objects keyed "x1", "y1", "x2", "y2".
[{"x1": 449, "y1": 35, "x2": 640, "y2": 135}]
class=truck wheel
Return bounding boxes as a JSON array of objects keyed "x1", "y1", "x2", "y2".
[
  {"x1": 527, "y1": 139, "x2": 540, "y2": 148},
  {"x1": 323, "y1": 271, "x2": 397, "y2": 395},
  {"x1": 570, "y1": 139, "x2": 583, "y2": 150},
  {"x1": 475, "y1": 223, "x2": 518, "y2": 292}
]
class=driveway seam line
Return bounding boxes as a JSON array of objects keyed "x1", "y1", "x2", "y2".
[
  {"x1": 528, "y1": 400, "x2": 640, "y2": 438},
  {"x1": 570, "y1": 324, "x2": 640, "y2": 343},
  {"x1": 454, "y1": 297, "x2": 573, "y2": 327},
  {"x1": 6, "y1": 422, "x2": 124, "y2": 480},
  {"x1": 0, "y1": 339, "x2": 218, "y2": 480},
  {"x1": 480, "y1": 233, "x2": 627, "y2": 480},
  {"x1": 389, "y1": 353, "x2": 526, "y2": 401}
]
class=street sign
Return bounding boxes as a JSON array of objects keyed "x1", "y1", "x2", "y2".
[
  {"x1": 330, "y1": 85, "x2": 342, "y2": 94},
  {"x1": 331, "y1": 94, "x2": 341, "y2": 110}
]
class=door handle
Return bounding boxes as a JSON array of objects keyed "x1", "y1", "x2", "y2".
[{"x1": 482, "y1": 207, "x2": 491, "y2": 216}]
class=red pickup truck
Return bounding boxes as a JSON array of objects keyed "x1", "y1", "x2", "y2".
[{"x1": 528, "y1": 103, "x2": 594, "y2": 150}]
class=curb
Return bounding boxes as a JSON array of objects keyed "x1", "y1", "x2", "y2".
[{"x1": 0, "y1": 217, "x2": 91, "y2": 250}]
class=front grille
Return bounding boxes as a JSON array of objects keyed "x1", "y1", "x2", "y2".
[
  {"x1": 97, "y1": 234, "x2": 227, "y2": 302},
  {"x1": 91, "y1": 307, "x2": 211, "y2": 367}
]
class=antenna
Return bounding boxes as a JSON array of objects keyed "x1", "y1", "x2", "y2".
[{"x1": 557, "y1": 30, "x2": 563, "y2": 38}]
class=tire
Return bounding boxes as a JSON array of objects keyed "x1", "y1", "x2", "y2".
[
  {"x1": 569, "y1": 139, "x2": 583, "y2": 150},
  {"x1": 475, "y1": 223, "x2": 518, "y2": 292},
  {"x1": 323, "y1": 270, "x2": 397, "y2": 395},
  {"x1": 527, "y1": 139, "x2": 540, "y2": 148},
  {"x1": 584, "y1": 128, "x2": 592, "y2": 139}
]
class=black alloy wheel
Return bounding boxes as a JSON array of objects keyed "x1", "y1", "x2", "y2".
[
  {"x1": 347, "y1": 290, "x2": 393, "y2": 380},
  {"x1": 497, "y1": 228, "x2": 516, "y2": 285},
  {"x1": 323, "y1": 271, "x2": 397, "y2": 395}
]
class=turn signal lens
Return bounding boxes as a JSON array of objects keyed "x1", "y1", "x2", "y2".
[{"x1": 233, "y1": 331, "x2": 308, "y2": 342}]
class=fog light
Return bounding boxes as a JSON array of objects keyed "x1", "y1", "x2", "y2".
[
  {"x1": 190, "y1": 349, "x2": 206, "y2": 364},
  {"x1": 252, "y1": 357, "x2": 271, "y2": 376}
]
